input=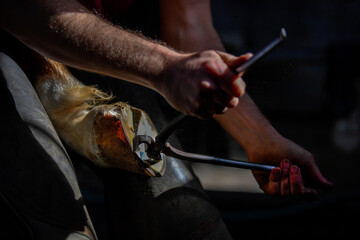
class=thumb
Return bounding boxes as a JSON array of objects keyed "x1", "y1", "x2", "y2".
[
  {"x1": 217, "y1": 51, "x2": 253, "y2": 69},
  {"x1": 259, "y1": 167, "x2": 281, "y2": 195},
  {"x1": 305, "y1": 159, "x2": 334, "y2": 190},
  {"x1": 311, "y1": 166, "x2": 334, "y2": 190}
]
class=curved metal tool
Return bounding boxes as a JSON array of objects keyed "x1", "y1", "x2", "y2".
[
  {"x1": 163, "y1": 142, "x2": 275, "y2": 172},
  {"x1": 133, "y1": 114, "x2": 189, "y2": 161},
  {"x1": 133, "y1": 114, "x2": 275, "y2": 172}
]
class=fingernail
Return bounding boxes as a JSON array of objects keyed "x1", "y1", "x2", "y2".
[
  {"x1": 228, "y1": 97, "x2": 239, "y2": 108},
  {"x1": 236, "y1": 78, "x2": 246, "y2": 97},
  {"x1": 290, "y1": 166, "x2": 299, "y2": 175},
  {"x1": 201, "y1": 80, "x2": 211, "y2": 88},
  {"x1": 201, "y1": 80, "x2": 215, "y2": 90},
  {"x1": 246, "y1": 52, "x2": 254, "y2": 58},
  {"x1": 281, "y1": 159, "x2": 290, "y2": 169},
  {"x1": 273, "y1": 167, "x2": 281, "y2": 176}
]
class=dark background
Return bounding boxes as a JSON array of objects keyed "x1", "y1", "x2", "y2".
[{"x1": 71, "y1": 0, "x2": 360, "y2": 239}]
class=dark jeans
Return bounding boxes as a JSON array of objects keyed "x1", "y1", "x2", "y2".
[
  {"x1": 0, "y1": 52, "x2": 95, "y2": 239},
  {"x1": 0, "y1": 52, "x2": 232, "y2": 239}
]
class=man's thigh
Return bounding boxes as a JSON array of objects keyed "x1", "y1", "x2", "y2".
[{"x1": 0, "y1": 52, "x2": 95, "y2": 239}]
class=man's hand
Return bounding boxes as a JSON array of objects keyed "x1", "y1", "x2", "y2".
[
  {"x1": 215, "y1": 94, "x2": 333, "y2": 199},
  {"x1": 159, "y1": 51, "x2": 251, "y2": 119},
  {"x1": 246, "y1": 136, "x2": 333, "y2": 199}
]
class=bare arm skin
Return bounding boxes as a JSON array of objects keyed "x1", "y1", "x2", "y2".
[
  {"x1": 1, "y1": 0, "x2": 171, "y2": 87},
  {"x1": 0, "y1": 0, "x2": 244, "y2": 118},
  {"x1": 160, "y1": 0, "x2": 333, "y2": 198},
  {"x1": 160, "y1": 0, "x2": 225, "y2": 52}
]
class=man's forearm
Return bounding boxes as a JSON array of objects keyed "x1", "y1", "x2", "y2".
[
  {"x1": 1, "y1": 0, "x2": 178, "y2": 91},
  {"x1": 2, "y1": 0, "x2": 249, "y2": 119},
  {"x1": 214, "y1": 93, "x2": 281, "y2": 151},
  {"x1": 160, "y1": 0, "x2": 225, "y2": 52}
]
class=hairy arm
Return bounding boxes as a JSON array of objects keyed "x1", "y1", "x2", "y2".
[
  {"x1": 1, "y1": 0, "x2": 175, "y2": 89},
  {"x1": 1, "y1": 0, "x2": 244, "y2": 118}
]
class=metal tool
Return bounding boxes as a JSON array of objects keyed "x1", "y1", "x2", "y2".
[
  {"x1": 133, "y1": 114, "x2": 275, "y2": 172},
  {"x1": 236, "y1": 28, "x2": 287, "y2": 73},
  {"x1": 133, "y1": 114, "x2": 189, "y2": 162},
  {"x1": 133, "y1": 28, "x2": 288, "y2": 172}
]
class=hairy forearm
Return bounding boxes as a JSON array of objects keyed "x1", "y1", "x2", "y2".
[
  {"x1": 46, "y1": 12, "x2": 176, "y2": 88},
  {"x1": 1, "y1": 0, "x2": 178, "y2": 91}
]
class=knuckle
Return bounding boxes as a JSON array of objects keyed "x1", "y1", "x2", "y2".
[
  {"x1": 306, "y1": 152, "x2": 314, "y2": 161},
  {"x1": 303, "y1": 151, "x2": 315, "y2": 166},
  {"x1": 239, "y1": 81, "x2": 246, "y2": 96},
  {"x1": 203, "y1": 50, "x2": 219, "y2": 58}
]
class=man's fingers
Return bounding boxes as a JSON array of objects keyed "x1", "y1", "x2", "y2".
[
  {"x1": 280, "y1": 159, "x2": 291, "y2": 196},
  {"x1": 231, "y1": 53, "x2": 254, "y2": 74},
  {"x1": 290, "y1": 165, "x2": 318, "y2": 200},
  {"x1": 216, "y1": 67, "x2": 246, "y2": 98},
  {"x1": 197, "y1": 85, "x2": 230, "y2": 116},
  {"x1": 306, "y1": 161, "x2": 334, "y2": 190},
  {"x1": 264, "y1": 167, "x2": 281, "y2": 195},
  {"x1": 217, "y1": 51, "x2": 254, "y2": 68},
  {"x1": 263, "y1": 162, "x2": 322, "y2": 200},
  {"x1": 217, "y1": 52, "x2": 253, "y2": 77},
  {"x1": 212, "y1": 92, "x2": 239, "y2": 108},
  {"x1": 205, "y1": 102, "x2": 228, "y2": 115},
  {"x1": 289, "y1": 165, "x2": 305, "y2": 199},
  {"x1": 204, "y1": 51, "x2": 250, "y2": 102},
  {"x1": 200, "y1": 80, "x2": 217, "y2": 91},
  {"x1": 204, "y1": 61, "x2": 246, "y2": 98},
  {"x1": 264, "y1": 163, "x2": 320, "y2": 200},
  {"x1": 201, "y1": 80, "x2": 239, "y2": 109}
]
